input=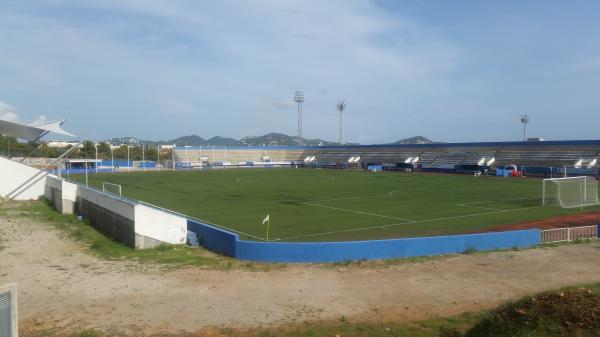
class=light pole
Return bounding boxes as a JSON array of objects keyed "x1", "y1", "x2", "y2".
[
  {"x1": 295, "y1": 91, "x2": 304, "y2": 138},
  {"x1": 157, "y1": 145, "x2": 160, "y2": 171},
  {"x1": 172, "y1": 145, "x2": 176, "y2": 171},
  {"x1": 142, "y1": 144, "x2": 145, "y2": 172},
  {"x1": 185, "y1": 145, "x2": 190, "y2": 171},
  {"x1": 127, "y1": 145, "x2": 131, "y2": 172},
  {"x1": 337, "y1": 99, "x2": 347, "y2": 145},
  {"x1": 110, "y1": 146, "x2": 114, "y2": 172},
  {"x1": 94, "y1": 143, "x2": 98, "y2": 173}
]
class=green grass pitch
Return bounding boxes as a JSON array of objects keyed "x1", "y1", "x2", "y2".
[{"x1": 72, "y1": 168, "x2": 596, "y2": 242}]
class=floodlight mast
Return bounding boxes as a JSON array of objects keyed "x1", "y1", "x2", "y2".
[
  {"x1": 520, "y1": 114, "x2": 529, "y2": 141},
  {"x1": 295, "y1": 91, "x2": 304, "y2": 138},
  {"x1": 337, "y1": 99, "x2": 347, "y2": 145}
]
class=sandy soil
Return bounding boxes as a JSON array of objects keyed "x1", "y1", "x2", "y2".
[{"x1": 1, "y1": 205, "x2": 600, "y2": 335}]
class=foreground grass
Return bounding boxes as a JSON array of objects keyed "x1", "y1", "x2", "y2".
[
  {"x1": 4, "y1": 200, "x2": 276, "y2": 271},
  {"x1": 21, "y1": 284, "x2": 600, "y2": 337}
]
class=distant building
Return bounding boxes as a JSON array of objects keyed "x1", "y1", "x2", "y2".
[
  {"x1": 527, "y1": 137, "x2": 544, "y2": 142},
  {"x1": 45, "y1": 141, "x2": 83, "y2": 148}
]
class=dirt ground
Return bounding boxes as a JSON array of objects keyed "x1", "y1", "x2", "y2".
[
  {"x1": 1, "y1": 207, "x2": 600, "y2": 335},
  {"x1": 482, "y1": 211, "x2": 600, "y2": 232}
]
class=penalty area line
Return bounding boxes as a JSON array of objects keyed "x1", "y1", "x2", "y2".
[
  {"x1": 279, "y1": 205, "x2": 544, "y2": 241},
  {"x1": 300, "y1": 201, "x2": 413, "y2": 222}
]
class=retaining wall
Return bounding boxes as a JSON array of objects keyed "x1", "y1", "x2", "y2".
[
  {"x1": 187, "y1": 219, "x2": 238, "y2": 257},
  {"x1": 234, "y1": 230, "x2": 541, "y2": 263},
  {"x1": 75, "y1": 185, "x2": 137, "y2": 247},
  {"x1": 44, "y1": 177, "x2": 187, "y2": 249},
  {"x1": 185, "y1": 221, "x2": 541, "y2": 263}
]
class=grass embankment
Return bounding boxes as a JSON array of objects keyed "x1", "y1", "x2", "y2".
[
  {"x1": 22, "y1": 284, "x2": 600, "y2": 337},
  {"x1": 4, "y1": 200, "x2": 274, "y2": 270}
]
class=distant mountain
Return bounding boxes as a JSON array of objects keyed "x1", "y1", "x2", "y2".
[
  {"x1": 205, "y1": 136, "x2": 239, "y2": 146},
  {"x1": 392, "y1": 136, "x2": 434, "y2": 144},
  {"x1": 105, "y1": 133, "x2": 367, "y2": 146},
  {"x1": 239, "y1": 133, "x2": 347, "y2": 146}
]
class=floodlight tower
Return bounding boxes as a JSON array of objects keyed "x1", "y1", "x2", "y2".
[
  {"x1": 520, "y1": 114, "x2": 529, "y2": 141},
  {"x1": 295, "y1": 91, "x2": 304, "y2": 138},
  {"x1": 337, "y1": 99, "x2": 347, "y2": 145}
]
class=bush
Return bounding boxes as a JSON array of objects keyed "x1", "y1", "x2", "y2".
[{"x1": 464, "y1": 288, "x2": 600, "y2": 337}]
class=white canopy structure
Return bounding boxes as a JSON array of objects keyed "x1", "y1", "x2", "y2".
[
  {"x1": 0, "y1": 119, "x2": 76, "y2": 142},
  {"x1": 1, "y1": 118, "x2": 80, "y2": 200}
]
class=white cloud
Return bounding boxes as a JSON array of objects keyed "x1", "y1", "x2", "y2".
[
  {"x1": 33, "y1": 115, "x2": 48, "y2": 124},
  {"x1": 273, "y1": 100, "x2": 295, "y2": 110},
  {"x1": 0, "y1": 100, "x2": 19, "y2": 122},
  {"x1": 0, "y1": 1, "x2": 460, "y2": 141}
]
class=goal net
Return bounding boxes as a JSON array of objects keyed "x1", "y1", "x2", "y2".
[
  {"x1": 543, "y1": 176, "x2": 599, "y2": 208},
  {"x1": 102, "y1": 182, "x2": 122, "y2": 195}
]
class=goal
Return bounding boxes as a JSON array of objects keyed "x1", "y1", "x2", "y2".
[
  {"x1": 102, "y1": 182, "x2": 122, "y2": 195},
  {"x1": 542, "y1": 176, "x2": 600, "y2": 209}
]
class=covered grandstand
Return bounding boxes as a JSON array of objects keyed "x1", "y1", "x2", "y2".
[{"x1": 173, "y1": 140, "x2": 600, "y2": 176}]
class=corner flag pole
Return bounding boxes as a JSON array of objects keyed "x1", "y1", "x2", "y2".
[
  {"x1": 266, "y1": 217, "x2": 270, "y2": 241},
  {"x1": 263, "y1": 214, "x2": 270, "y2": 241}
]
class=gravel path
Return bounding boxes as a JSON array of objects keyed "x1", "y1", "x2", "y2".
[{"x1": 1, "y1": 202, "x2": 600, "y2": 335}]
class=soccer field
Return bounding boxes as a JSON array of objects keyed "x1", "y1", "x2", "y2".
[{"x1": 73, "y1": 168, "x2": 597, "y2": 242}]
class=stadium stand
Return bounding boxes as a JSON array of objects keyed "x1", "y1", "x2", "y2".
[{"x1": 173, "y1": 140, "x2": 600, "y2": 176}]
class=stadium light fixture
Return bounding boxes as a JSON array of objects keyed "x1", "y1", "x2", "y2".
[
  {"x1": 295, "y1": 91, "x2": 304, "y2": 139},
  {"x1": 520, "y1": 115, "x2": 529, "y2": 141}
]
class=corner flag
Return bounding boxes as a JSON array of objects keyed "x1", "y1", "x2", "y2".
[{"x1": 262, "y1": 214, "x2": 270, "y2": 241}]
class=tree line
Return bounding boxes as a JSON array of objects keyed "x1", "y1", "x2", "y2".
[{"x1": 0, "y1": 136, "x2": 172, "y2": 162}]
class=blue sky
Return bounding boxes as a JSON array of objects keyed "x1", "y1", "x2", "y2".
[{"x1": 1, "y1": 1, "x2": 599, "y2": 143}]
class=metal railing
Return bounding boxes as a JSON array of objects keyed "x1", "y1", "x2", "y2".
[{"x1": 541, "y1": 225, "x2": 598, "y2": 243}]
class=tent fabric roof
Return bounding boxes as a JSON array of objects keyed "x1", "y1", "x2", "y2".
[{"x1": 0, "y1": 119, "x2": 76, "y2": 141}]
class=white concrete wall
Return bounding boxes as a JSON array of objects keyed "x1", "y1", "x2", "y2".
[
  {"x1": 77, "y1": 186, "x2": 136, "y2": 220},
  {"x1": 41, "y1": 176, "x2": 187, "y2": 249},
  {"x1": 134, "y1": 204, "x2": 187, "y2": 246},
  {"x1": 61, "y1": 180, "x2": 77, "y2": 202},
  {"x1": 45, "y1": 176, "x2": 78, "y2": 214},
  {"x1": 0, "y1": 156, "x2": 48, "y2": 200}
]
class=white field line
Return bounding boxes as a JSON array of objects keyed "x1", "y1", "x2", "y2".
[
  {"x1": 456, "y1": 197, "x2": 532, "y2": 206},
  {"x1": 301, "y1": 202, "x2": 413, "y2": 222},
  {"x1": 388, "y1": 189, "x2": 402, "y2": 196},
  {"x1": 458, "y1": 204, "x2": 503, "y2": 211},
  {"x1": 280, "y1": 205, "x2": 545, "y2": 241},
  {"x1": 310, "y1": 194, "x2": 382, "y2": 203}
]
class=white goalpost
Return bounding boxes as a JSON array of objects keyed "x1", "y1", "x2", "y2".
[
  {"x1": 102, "y1": 182, "x2": 122, "y2": 195},
  {"x1": 542, "y1": 176, "x2": 600, "y2": 209}
]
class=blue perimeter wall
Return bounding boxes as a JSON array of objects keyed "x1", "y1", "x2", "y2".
[
  {"x1": 188, "y1": 219, "x2": 238, "y2": 257},
  {"x1": 187, "y1": 218, "x2": 540, "y2": 262}
]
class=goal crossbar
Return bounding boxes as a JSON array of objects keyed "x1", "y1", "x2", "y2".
[
  {"x1": 102, "y1": 182, "x2": 122, "y2": 195},
  {"x1": 542, "y1": 176, "x2": 599, "y2": 209}
]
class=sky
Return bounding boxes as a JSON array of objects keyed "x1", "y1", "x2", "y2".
[{"x1": 1, "y1": 0, "x2": 599, "y2": 144}]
